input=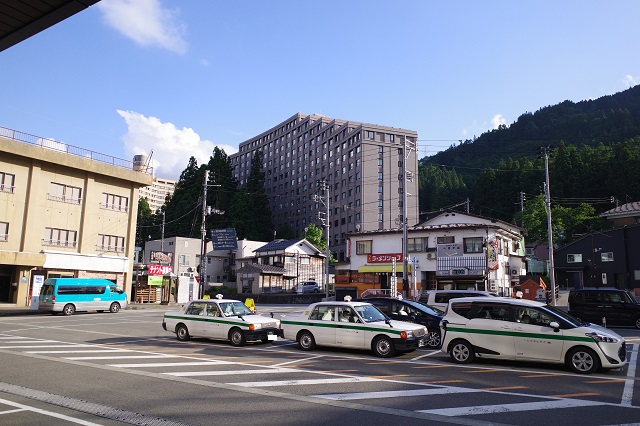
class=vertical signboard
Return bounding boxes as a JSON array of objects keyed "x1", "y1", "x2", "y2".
[{"x1": 210, "y1": 228, "x2": 238, "y2": 250}]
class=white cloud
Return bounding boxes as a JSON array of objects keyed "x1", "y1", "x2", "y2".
[
  {"x1": 491, "y1": 113, "x2": 507, "y2": 129},
  {"x1": 624, "y1": 74, "x2": 640, "y2": 87},
  {"x1": 117, "y1": 110, "x2": 237, "y2": 180},
  {"x1": 97, "y1": 0, "x2": 187, "y2": 54}
]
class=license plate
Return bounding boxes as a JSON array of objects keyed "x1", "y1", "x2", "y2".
[{"x1": 267, "y1": 334, "x2": 278, "y2": 341}]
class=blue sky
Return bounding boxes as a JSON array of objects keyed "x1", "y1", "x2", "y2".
[{"x1": 1, "y1": 0, "x2": 639, "y2": 180}]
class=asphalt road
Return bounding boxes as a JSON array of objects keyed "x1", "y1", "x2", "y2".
[{"x1": 0, "y1": 306, "x2": 639, "y2": 426}]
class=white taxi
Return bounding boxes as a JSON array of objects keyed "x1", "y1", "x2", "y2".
[
  {"x1": 280, "y1": 297, "x2": 428, "y2": 357},
  {"x1": 162, "y1": 295, "x2": 281, "y2": 346},
  {"x1": 440, "y1": 297, "x2": 628, "y2": 374}
]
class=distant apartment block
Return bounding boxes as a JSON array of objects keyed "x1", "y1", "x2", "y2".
[
  {"x1": 0, "y1": 126, "x2": 153, "y2": 306},
  {"x1": 229, "y1": 113, "x2": 419, "y2": 262},
  {"x1": 139, "y1": 177, "x2": 176, "y2": 212}
]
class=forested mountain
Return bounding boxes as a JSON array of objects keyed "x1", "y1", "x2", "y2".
[{"x1": 419, "y1": 85, "x2": 640, "y2": 243}]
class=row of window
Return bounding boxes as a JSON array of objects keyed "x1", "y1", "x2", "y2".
[
  {"x1": 567, "y1": 253, "x2": 614, "y2": 263},
  {"x1": 1, "y1": 173, "x2": 129, "y2": 212},
  {"x1": 355, "y1": 237, "x2": 486, "y2": 255},
  {"x1": 0, "y1": 223, "x2": 127, "y2": 252}
]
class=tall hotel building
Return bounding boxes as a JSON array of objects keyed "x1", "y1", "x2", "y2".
[{"x1": 229, "y1": 113, "x2": 419, "y2": 262}]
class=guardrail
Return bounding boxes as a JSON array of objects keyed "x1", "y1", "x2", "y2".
[{"x1": 0, "y1": 125, "x2": 152, "y2": 174}]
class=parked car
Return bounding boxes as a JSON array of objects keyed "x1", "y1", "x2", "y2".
[
  {"x1": 568, "y1": 288, "x2": 640, "y2": 329},
  {"x1": 280, "y1": 298, "x2": 429, "y2": 357},
  {"x1": 440, "y1": 297, "x2": 627, "y2": 374},
  {"x1": 162, "y1": 296, "x2": 281, "y2": 346},
  {"x1": 357, "y1": 297, "x2": 444, "y2": 348},
  {"x1": 424, "y1": 289, "x2": 496, "y2": 311},
  {"x1": 293, "y1": 281, "x2": 321, "y2": 293}
]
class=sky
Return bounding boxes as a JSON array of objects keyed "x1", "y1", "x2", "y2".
[{"x1": 1, "y1": 0, "x2": 639, "y2": 181}]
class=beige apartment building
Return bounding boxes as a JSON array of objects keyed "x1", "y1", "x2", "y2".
[
  {"x1": 139, "y1": 176, "x2": 176, "y2": 213},
  {"x1": 229, "y1": 113, "x2": 419, "y2": 263},
  {"x1": 0, "y1": 127, "x2": 153, "y2": 306}
]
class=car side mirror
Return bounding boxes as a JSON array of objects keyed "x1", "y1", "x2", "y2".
[{"x1": 549, "y1": 321, "x2": 560, "y2": 332}]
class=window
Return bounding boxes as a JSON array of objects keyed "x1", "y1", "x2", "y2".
[
  {"x1": 437, "y1": 236, "x2": 455, "y2": 244},
  {"x1": 0, "y1": 221, "x2": 7, "y2": 242},
  {"x1": 601, "y1": 252, "x2": 614, "y2": 262},
  {"x1": 366, "y1": 131, "x2": 375, "y2": 140},
  {"x1": 43, "y1": 227, "x2": 77, "y2": 247},
  {"x1": 408, "y1": 237, "x2": 427, "y2": 252},
  {"x1": 356, "y1": 240, "x2": 372, "y2": 255},
  {"x1": 378, "y1": 172, "x2": 383, "y2": 180},
  {"x1": 97, "y1": 234, "x2": 124, "y2": 252},
  {"x1": 567, "y1": 254, "x2": 582, "y2": 263},
  {"x1": 464, "y1": 237, "x2": 483, "y2": 253},
  {"x1": 0, "y1": 172, "x2": 15, "y2": 193},
  {"x1": 49, "y1": 182, "x2": 82, "y2": 204},
  {"x1": 179, "y1": 255, "x2": 190, "y2": 265},
  {"x1": 101, "y1": 193, "x2": 129, "y2": 212}
]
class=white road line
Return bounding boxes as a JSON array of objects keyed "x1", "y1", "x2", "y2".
[
  {"x1": 409, "y1": 351, "x2": 441, "y2": 361},
  {"x1": 166, "y1": 368, "x2": 302, "y2": 377},
  {"x1": 109, "y1": 361, "x2": 232, "y2": 368},
  {"x1": 0, "y1": 344, "x2": 93, "y2": 349},
  {"x1": 622, "y1": 343, "x2": 638, "y2": 407},
  {"x1": 65, "y1": 355, "x2": 174, "y2": 360},
  {"x1": 419, "y1": 398, "x2": 603, "y2": 416},
  {"x1": 313, "y1": 386, "x2": 476, "y2": 400},
  {"x1": 0, "y1": 397, "x2": 102, "y2": 425},
  {"x1": 273, "y1": 355, "x2": 324, "y2": 367},
  {"x1": 27, "y1": 349, "x2": 132, "y2": 354},
  {"x1": 233, "y1": 377, "x2": 381, "y2": 387}
]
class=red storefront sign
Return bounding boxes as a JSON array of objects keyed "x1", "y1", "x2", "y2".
[
  {"x1": 367, "y1": 253, "x2": 403, "y2": 263},
  {"x1": 148, "y1": 264, "x2": 173, "y2": 275}
]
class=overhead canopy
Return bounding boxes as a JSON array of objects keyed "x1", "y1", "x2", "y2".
[{"x1": 358, "y1": 264, "x2": 412, "y2": 273}]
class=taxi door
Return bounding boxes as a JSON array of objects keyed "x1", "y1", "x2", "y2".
[
  {"x1": 335, "y1": 306, "x2": 366, "y2": 349},
  {"x1": 466, "y1": 303, "x2": 515, "y2": 358},
  {"x1": 310, "y1": 305, "x2": 337, "y2": 346},
  {"x1": 513, "y1": 307, "x2": 564, "y2": 362},
  {"x1": 201, "y1": 302, "x2": 224, "y2": 339}
]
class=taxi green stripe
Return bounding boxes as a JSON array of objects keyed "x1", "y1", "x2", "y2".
[
  {"x1": 445, "y1": 326, "x2": 594, "y2": 343},
  {"x1": 164, "y1": 314, "x2": 252, "y2": 329},
  {"x1": 280, "y1": 320, "x2": 405, "y2": 336}
]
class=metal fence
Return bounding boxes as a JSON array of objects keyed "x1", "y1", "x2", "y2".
[{"x1": 0, "y1": 126, "x2": 152, "y2": 174}]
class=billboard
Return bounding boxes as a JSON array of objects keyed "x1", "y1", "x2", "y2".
[
  {"x1": 150, "y1": 251, "x2": 173, "y2": 264},
  {"x1": 211, "y1": 228, "x2": 238, "y2": 250}
]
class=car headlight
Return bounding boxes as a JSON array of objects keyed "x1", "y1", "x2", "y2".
[
  {"x1": 586, "y1": 332, "x2": 618, "y2": 343},
  {"x1": 249, "y1": 323, "x2": 262, "y2": 331}
]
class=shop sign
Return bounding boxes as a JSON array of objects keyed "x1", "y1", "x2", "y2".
[
  {"x1": 148, "y1": 264, "x2": 173, "y2": 275},
  {"x1": 367, "y1": 253, "x2": 402, "y2": 263}
]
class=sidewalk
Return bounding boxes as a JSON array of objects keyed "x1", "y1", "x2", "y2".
[{"x1": 0, "y1": 301, "x2": 179, "y2": 317}]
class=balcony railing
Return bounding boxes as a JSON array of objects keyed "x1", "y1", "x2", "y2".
[
  {"x1": 1, "y1": 125, "x2": 152, "y2": 175},
  {"x1": 0, "y1": 184, "x2": 14, "y2": 193},
  {"x1": 48, "y1": 193, "x2": 82, "y2": 204},
  {"x1": 0, "y1": 234, "x2": 7, "y2": 242},
  {"x1": 99, "y1": 202, "x2": 129, "y2": 213},
  {"x1": 42, "y1": 239, "x2": 77, "y2": 248},
  {"x1": 96, "y1": 244, "x2": 124, "y2": 253}
]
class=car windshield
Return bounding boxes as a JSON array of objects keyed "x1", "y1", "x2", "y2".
[
  {"x1": 219, "y1": 301, "x2": 253, "y2": 317},
  {"x1": 409, "y1": 300, "x2": 445, "y2": 316},
  {"x1": 540, "y1": 304, "x2": 587, "y2": 327},
  {"x1": 353, "y1": 304, "x2": 387, "y2": 323}
]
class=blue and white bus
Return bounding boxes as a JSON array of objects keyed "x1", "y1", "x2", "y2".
[{"x1": 39, "y1": 278, "x2": 128, "y2": 315}]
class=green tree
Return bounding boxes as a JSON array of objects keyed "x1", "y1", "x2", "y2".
[
  {"x1": 303, "y1": 223, "x2": 336, "y2": 262},
  {"x1": 229, "y1": 151, "x2": 273, "y2": 241},
  {"x1": 206, "y1": 147, "x2": 238, "y2": 230},
  {"x1": 135, "y1": 197, "x2": 154, "y2": 248},
  {"x1": 163, "y1": 157, "x2": 205, "y2": 238}
]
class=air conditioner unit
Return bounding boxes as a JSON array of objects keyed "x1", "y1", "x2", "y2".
[{"x1": 511, "y1": 269, "x2": 518, "y2": 275}]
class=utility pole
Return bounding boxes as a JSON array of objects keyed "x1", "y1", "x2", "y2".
[
  {"x1": 161, "y1": 211, "x2": 165, "y2": 251},
  {"x1": 401, "y1": 136, "x2": 416, "y2": 298},
  {"x1": 199, "y1": 172, "x2": 208, "y2": 299},
  {"x1": 316, "y1": 180, "x2": 331, "y2": 299},
  {"x1": 542, "y1": 147, "x2": 557, "y2": 306}
]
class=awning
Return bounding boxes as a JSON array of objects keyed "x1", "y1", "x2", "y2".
[{"x1": 358, "y1": 264, "x2": 412, "y2": 273}]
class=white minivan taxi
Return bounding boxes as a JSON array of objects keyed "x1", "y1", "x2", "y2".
[{"x1": 440, "y1": 297, "x2": 627, "y2": 374}]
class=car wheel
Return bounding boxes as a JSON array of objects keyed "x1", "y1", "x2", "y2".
[
  {"x1": 62, "y1": 304, "x2": 76, "y2": 316},
  {"x1": 175, "y1": 324, "x2": 190, "y2": 341},
  {"x1": 372, "y1": 335, "x2": 395, "y2": 358},
  {"x1": 229, "y1": 328, "x2": 246, "y2": 346},
  {"x1": 449, "y1": 339, "x2": 475, "y2": 364},
  {"x1": 567, "y1": 347, "x2": 600, "y2": 374},
  {"x1": 425, "y1": 328, "x2": 441, "y2": 348},
  {"x1": 109, "y1": 302, "x2": 121, "y2": 313},
  {"x1": 634, "y1": 316, "x2": 640, "y2": 330},
  {"x1": 297, "y1": 331, "x2": 316, "y2": 351}
]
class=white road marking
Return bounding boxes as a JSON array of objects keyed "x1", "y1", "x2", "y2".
[
  {"x1": 622, "y1": 344, "x2": 638, "y2": 406},
  {"x1": 409, "y1": 351, "x2": 441, "y2": 361},
  {"x1": 0, "y1": 397, "x2": 102, "y2": 425},
  {"x1": 109, "y1": 361, "x2": 232, "y2": 368},
  {"x1": 313, "y1": 386, "x2": 476, "y2": 400},
  {"x1": 166, "y1": 368, "x2": 302, "y2": 377},
  {"x1": 233, "y1": 377, "x2": 380, "y2": 387},
  {"x1": 27, "y1": 349, "x2": 132, "y2": 354},
  {"x1": 419, "y1": 398, "x2": 603, "y2": 416},
  {"x1": 0, "y1": 344, "x2": 93, "y2": 349},
  {"x1": 65, "y1": 355, "x2": 174, "y2": 360}
]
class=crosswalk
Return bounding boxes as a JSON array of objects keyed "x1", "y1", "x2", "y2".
[{"x1": 1, "y1": 333, "x2": 639, "y2": 422}]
